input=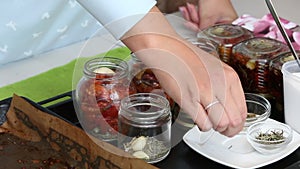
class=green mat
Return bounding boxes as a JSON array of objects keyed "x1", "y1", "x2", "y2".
[{"x1": 0, "y1": 47, "x2": 131, "y2": 103}]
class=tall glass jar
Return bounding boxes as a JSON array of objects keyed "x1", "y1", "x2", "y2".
[
  {"x1": 269, "y1": 51, "x2": 300, "y2": 119},
  {"x1": 75, "y1": 57, "x2": 136, "y2": 142},
  {"x1": 118, "y1": 93, "x2": 171, "y2": 163},
  {"x1": 197, "y1": 24, "x2": 254, "y2": 65},
  {"x1": 232, "y1": 37, "x2": 289, "y2": 116}
]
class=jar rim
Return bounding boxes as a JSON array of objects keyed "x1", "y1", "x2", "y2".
[
  {"x1": 234, "y1": 37, "x2": 287, "y2": 57},
  {"x1": 120, "y1": 93, "x2": 171, "y2": 125},
  {"x1": 203, "y1": 24, "x2": 247, "y2": 39},
  {"x1": 83, "y1": 57, "x2": 129, "y2": 81},
  {"x1": 281, "y1": 60, "x2": 300, "y2": 82}
]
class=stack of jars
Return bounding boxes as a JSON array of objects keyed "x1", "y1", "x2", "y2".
[
  {"x1": 195, "y1": 23, "x2": 293, "y2": 120},
  {"x1": 197, "y1": 24, "x2": 254, "y2": 66},
  {"x1": 75, "y1": 56, "x2": 172, "y2": 163},
  {"x1": 75, "y1": 55, "x2": 177, "y2": 138}
]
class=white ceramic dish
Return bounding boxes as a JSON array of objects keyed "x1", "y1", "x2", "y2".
[{"x1": 183, "y1": 119, "x2": 300, "y2": 169}]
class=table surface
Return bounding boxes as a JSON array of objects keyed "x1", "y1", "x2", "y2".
[{"x1": 38, "y1": 93, "x2": 300, "y2": 169}]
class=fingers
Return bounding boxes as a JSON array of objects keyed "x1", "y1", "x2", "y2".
[
  {"x1": 179, "y1": 3, "x2": 200, "y2": 31},
  {"x1": 179, "y1": 6, "x2": 191, "y2": 21},
  {"x1": 195, "y1": 67, "x2": 247, "y2": 137},
  {"x1": 230, "y1": 73, "x2": 248, "y2": 120},
  {"x1": 186, "y1": 3, "x2": 199, "y2": 24},
  {"x1": 193, "y1": 106, "x2": 214, "y2": 132},
  {"x1": 219, "y1": 93, "x2": 245, "y2": 137},
  {"x1": 183, "y1": 22, "x2": 200, "y2": 32},
  {"x1": 182, "y1": 98, "x2": 213, "y2": 132},
  {"x1": 204, "y1": 99, "x2": 228, "y2": 133},
  {"x1": 199, "y1": 94, "x2": 246, "y2": 137}
]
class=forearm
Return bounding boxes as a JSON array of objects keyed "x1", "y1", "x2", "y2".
[{"x1": 122, "y1": 7, "x2": 208, "y2": 69}]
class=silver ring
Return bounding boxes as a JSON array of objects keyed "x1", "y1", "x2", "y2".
[{"x1": 205, "y1": 100, "x2": 220, "y2": 110}]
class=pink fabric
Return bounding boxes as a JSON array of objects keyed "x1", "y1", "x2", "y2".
[{"x1": 232, "y1": 13, "x2": 300, "y2": 50}]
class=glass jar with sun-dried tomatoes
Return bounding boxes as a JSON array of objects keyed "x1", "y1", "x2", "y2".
[
  {"x1": 269, "y1": 51, "x2": 300, "y2": 118},
  {"x1": 231, "y1": 37, "x2": 289, "y2": 117},
  {"x1": 127, "y1": 53, "x2": 180, "y2": 123},
  {"x1": 197, "y1": 24, "x2": 254, "y2": 65},
  {"x1": 128, "y1": 54, "x2": 174, "y2": 106},
  {"x1": 75, "y1": 57, "x2": 136, "y2": 142}
]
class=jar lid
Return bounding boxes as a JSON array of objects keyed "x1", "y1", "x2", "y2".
[
  {"x1": 270, "y1": 51, "x2": 300, "y2": 70},
  {"x1": 201, "y1": 24, "x2": 252, "y2": 39},
  {"x1": 198, "y1": 24, "x2": 254, "y2": 46},
  {"x1": 233, "y1": 37, "x2": 289, "y2": 60}
]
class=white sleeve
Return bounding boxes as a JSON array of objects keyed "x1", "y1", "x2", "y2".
[{"x1": 76, "y1": 0, "x2": 157, "y2": 40}]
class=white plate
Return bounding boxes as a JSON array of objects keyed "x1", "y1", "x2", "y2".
[{"x1": 183, "y1": 119, "x2": 300, "y2": 169}]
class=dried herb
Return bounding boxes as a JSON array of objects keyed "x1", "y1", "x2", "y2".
[
  {"x1": 255, "y1": 129, "x2": 285, "y2": 144},
  {"x1": 246, "y1": 112, "x2": 259, "y2": 122},
  {"x1": 247, "y1": 113, "x2": 257, "y2": 118}
]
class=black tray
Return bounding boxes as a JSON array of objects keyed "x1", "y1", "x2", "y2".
[{"x1": 1, "y1": 92, "x2": 300, "y2": 169}]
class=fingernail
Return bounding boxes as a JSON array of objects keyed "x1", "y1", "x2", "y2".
[
  {"x1": 202, "y1": 119, "x2": 213, "y2": 131},
  {"x1": 186, "y1": 2, "x2": 193, "y2": 9},
  {"x1": 178, "y1": 6, "x2": 185, "y2": 13}
]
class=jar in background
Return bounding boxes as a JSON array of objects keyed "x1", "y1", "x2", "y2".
[
  {"x1": 128, "y1": 53, "x2": 167, "y2": 94},
  {"x1": 269, "y1": 51, "x2": 299, "y2": 119},
  {"x1": 232, "y1": 37, "x2": 289, "y2": 113},
  {"x1": 187, "y1": 37, "x2": 219, "y2": 57},
  {"x1": 197, "y1": 24, "x2": 254, "y2": 65},
  {"x1": 118, "y1": 93, "x2": 171, "y2": 163},
  {"x1": 127, "y1": 53, "x2": 177, "y2": 119},
  {"x1": 75, "y1": 57, "x2": 136, "y2": 142}
]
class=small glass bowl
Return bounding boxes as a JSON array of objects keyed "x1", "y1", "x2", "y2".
[
  {"x1": 244, "y1": 93, "x2": 271, "y2": 128},
  {"x1": 247, "y1": 121, "x2": 293, "y2": 154}
]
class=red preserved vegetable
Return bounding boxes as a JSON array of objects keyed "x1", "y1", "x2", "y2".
[
  {"x1": 128, "y1": 54, "x2": 175, "y2": 113},
  {"x1": 269, "y1": 51, "x2": 300, "y2": 117},
  {"x1": 232, "y1": 37, "x2": 289, "y2": 95}
]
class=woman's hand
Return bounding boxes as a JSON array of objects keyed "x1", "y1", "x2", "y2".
[
  {"x1": 122, "y1": 6, "x2": 247, "y2": 137},
  {"x1": 179, "y1": 0, "x2": 238, "y2": 31}
]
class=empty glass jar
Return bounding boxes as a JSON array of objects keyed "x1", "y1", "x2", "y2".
[{"x1": 118, "y1": 93, "x2": 171, "y2": 163}]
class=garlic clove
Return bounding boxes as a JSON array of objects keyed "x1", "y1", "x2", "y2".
[
  {"x1": 132, "y1": 151, "x2": 150, "y2": 160},
  {"x1": 93, "y1": 67, "x2": 115, "y2": 75},
  {"x1": 246, "y1": 60, "x2": 256, "y2": 70},
  {"x1": 131, "y1": 136, "x2": 147, "y2": 151}
]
